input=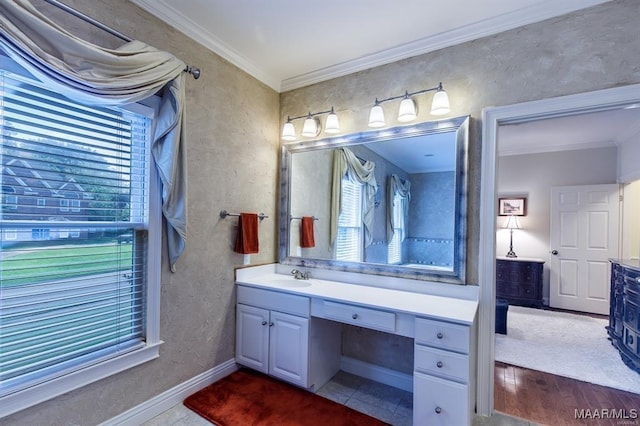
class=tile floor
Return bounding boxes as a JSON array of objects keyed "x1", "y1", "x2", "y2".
[{"x1": 143, "y1": 371, "x2": 536, "y2": 426}]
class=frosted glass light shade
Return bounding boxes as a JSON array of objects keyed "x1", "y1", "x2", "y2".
[
  {"x1": 368, "y1": 105, "x2": 385, "y2": 128},
  {"x1": 282, "y1": 121, "x2": 296, "y2": 140},
  {"x1": 397, "y1": 97, "x2": 417, "y2": 122},
  {"x1": 301, "y1": 117, "x2": 320, "y2": 137},
  {"x1": 430, "y1": 89, "x2": 450, "y2": 115},
  {"x1": 324, "y1": 111, "x2": 340, "y2": 134}
]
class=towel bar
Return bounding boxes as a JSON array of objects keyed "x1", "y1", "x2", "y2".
[
  {"x1": 220, "y1": 210, "x2": 268, "y2": 221},
  {"x1": 290, "y1": 216, "x2": 319, "y2": 221}
]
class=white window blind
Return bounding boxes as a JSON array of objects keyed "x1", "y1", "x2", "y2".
[
  {"x1": 336, "y1": 176, "x2": 363, "y2": 262},
  {"x1": 0, "y1": 69, "x2": 152, "y2": 396}
]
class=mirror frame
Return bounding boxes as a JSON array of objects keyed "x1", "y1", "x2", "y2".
[{"x1": 279, "y1": 115, "x2": 470, "y2": 284}]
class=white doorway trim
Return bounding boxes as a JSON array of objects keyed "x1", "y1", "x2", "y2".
[{"x1": 477, "y1": 83, "x2": 640, "y2": 416}]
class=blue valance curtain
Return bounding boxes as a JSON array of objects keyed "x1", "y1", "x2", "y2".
[{"x1": 0, "y1": 0, "x2": 188, "y2": 271}]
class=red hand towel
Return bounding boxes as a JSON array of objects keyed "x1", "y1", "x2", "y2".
[
  {"x1": 234, "y1": 213, "x2": 259, "y2": 254},
  {"x1": 300, "y1": 216, "x2": 315, "y2": 248}
]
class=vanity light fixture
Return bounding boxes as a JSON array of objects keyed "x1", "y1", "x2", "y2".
[
  {"x1": 368, "y1": 82, "x2": 450, "y2": 128},
  {"x1": 281, "y1": 107, "x2": 340, "y2": 140}
]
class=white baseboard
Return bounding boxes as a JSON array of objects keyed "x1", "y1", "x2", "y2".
[
  {"x1": 340, "y1": 356, "x2": 413, "y2": 393},
  {"x1": 101, "y1": 359, "x2": 238, "y2": 426}
]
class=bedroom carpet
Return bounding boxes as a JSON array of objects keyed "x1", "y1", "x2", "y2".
[
  {"x1": 495, "y1": 306, "x2": 640, "y2": 394},
  {"x1": 183, "y1": 369, "x2": 390, "y2": 426}
]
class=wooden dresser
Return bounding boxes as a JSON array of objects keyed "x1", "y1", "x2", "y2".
[
  {"x1": 496, "y1": 257, "x2": 545, "y2": 307},
  {"x1": 608, "y1": 259, "x2": 640, "y2": 373}
]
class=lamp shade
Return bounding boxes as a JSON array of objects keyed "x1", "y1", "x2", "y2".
[
  {"x1": 503, "y1": 215, "x2": 521, "y2": 230},
  {"x1": 282, "y1": 121, "x2": 296, "y2": 141},
  {"x1": 397, "y1": 97, "x2": 417, "y2": 122},
  {"x1": 301, "y1": 116, "x2": 320, "y2": 137},
  {"x1": 430, "y1": 88, "x2": 450, "y2": 115},
  {"x1": 324, "y1": 109, "x2": 340, "y2": 134},
  {"x1": 368, "y1": 104, "x2": 385, "y2": 127}
]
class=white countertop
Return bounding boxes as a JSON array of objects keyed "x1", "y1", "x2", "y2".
[{"x1": 236, "y1": 265, "x2": 478, "y2": 325}]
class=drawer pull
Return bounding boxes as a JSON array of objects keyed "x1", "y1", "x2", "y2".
[
  {"x1": 269, "y1": 322, "x2": 274, "y2": 327},
  {"x1": 352, "y1": 313, "x2": 358, "y2": 320},
  {"x1": 436, "y1": 361, "x2": 443, "y2": 368},
  {"x1": 437, "y1": 332, "x2": 444, "y2": 339},
  {"x1": 261, "y1": 321, "x2": 267, "y2": 326},
  {"x1": 435, "y1": 407, "x2": 442, "y2": 414}
]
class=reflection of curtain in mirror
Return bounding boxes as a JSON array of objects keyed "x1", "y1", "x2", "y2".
[
  {"x1": 330, "y1": 147, "x2": 377, "y2": 248},
  {"x1": 386, "y1": 174, "x2": 411, "y2": 252}
]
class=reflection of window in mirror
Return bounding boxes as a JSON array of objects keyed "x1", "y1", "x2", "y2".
[
  {"x1": 336, "y1": 176, "x2": 363, "y2": 261},
  {"x1": 388, "y1": 192, "x2": 403, "y2": 264}
]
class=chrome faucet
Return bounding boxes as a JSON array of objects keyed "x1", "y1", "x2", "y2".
[{"x1": 291, "y1": 269, "x2": 310, "y2": 280}]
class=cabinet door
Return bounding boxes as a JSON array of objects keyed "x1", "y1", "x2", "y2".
[
  {"x1": 236, "y1": 304, "x2": 269, "y2": 374},
  {"x1": 269, "y1": 311, "x2": 309, "y2": 388}
]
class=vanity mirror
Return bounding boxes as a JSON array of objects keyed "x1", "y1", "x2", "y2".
[{"x1": 279, "y1": 115, "x2": 469, "y2": 284}]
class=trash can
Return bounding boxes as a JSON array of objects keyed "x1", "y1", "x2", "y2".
[{"x1": 495, "y1": 299, "x2": 509, "y2": 334}]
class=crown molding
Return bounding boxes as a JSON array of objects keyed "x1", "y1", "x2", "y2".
[
  {"x1": 498, "y1": 139, "x2": 616, "y2": 157},
  {"x1": 281, "y1": 0, "x2": 610, "y2": 91},
  {"x1": 129, "y1": 0, "x2": 282, "y2": 91},
  {"x1": 131, "y1": 0, "x2": 610, "y2": 93}
]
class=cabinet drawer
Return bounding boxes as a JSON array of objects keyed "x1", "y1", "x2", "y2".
[
  {"x1": 237, "y1": 285, "x2": 309, "y2": 317},
  {"x1": 318, "y1": 300, "x2": 396, "y2": 333},
  {"x1": 415, "y1": 317, "x2": 470, "y2": 354},
  {"x1": 414, "y1": 371, "x2": 470, "y2": 426},
  {"x1": 414, "y1": 345, "x2": 469, "y2": 383}
]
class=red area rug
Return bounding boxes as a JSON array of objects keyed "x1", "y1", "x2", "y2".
[{"x1": 184, "y1": 369, "x2": 389, "y2": 426}]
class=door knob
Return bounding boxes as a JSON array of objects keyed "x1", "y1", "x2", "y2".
[{"x1": 551, "y1": 250, "x2": 558, "y2": 255}]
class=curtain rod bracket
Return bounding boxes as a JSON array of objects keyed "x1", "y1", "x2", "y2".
[{"x1": 184, "y1": 65, "x2": 201, "y2": 79}]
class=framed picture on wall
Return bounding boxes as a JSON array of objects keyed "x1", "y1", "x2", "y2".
[{"x1": 498, "y1": 197, "x2": 527, "y2": 216}]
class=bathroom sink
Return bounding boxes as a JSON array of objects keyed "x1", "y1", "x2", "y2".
[{"x1": 266, "y1": 278, "x2": 312, "y2": 288}]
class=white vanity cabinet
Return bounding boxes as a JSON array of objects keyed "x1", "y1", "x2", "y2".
[
  {"x1": 235, "y1": 265, "x2": 478, "y2": 424},
  {"x1": 236, "y1": 285, "x2": 341, "y2": 390},
  {"x1": 413, "y1": 317, "x2": 476, "y2": 426},
  {"x1": 236, "y1": 303, "x2": 309, "y2": 387}
]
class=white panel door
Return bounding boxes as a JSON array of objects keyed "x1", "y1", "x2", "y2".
[
  {"x1": 549, "y1": 184, "x2": 619, "y2": 314},
  {"x1": 269, "y1": 311, "x2": 309, "y2": 387},
  {"x1": 235, "y1": 304, "x2": 269, "y2": 373}
]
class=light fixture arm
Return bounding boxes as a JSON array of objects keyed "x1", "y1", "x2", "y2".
[
  {"x1": 285, "y1": 107, "x2": 335, "y2": 123},
  {"x1": 374, "y1": 83, "x2": 443, "y2": 106}
]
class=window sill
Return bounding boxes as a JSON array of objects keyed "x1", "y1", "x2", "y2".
[{"x1": 0, "y1": 341, "x2": 163, "y2": 419}]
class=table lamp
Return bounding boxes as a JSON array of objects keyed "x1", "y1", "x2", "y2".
[{"x1": 503, "y1": 215, "x2": 521, "y2": 258}]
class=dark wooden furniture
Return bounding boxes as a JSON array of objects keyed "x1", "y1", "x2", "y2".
[
  {"x1": 496, "y1": 257, "x2": 544, "y2": 307},
  {"x1": 608, "y1": 259, "x2": 640, "y2": 373}
]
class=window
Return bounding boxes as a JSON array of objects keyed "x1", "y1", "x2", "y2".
[
  {"x1": 37, "y1": 198, "x2": 45, "y2": 208},
  {"x1": 387, "y1": 193, "x2": 403, "y2": 264},
  {"x1": 0, "y1": 63, "x2": 161, "y2": 415},
  {"x1": 2, "y1": 186, "x2": 17, "y2": 210},
  {"x1": 31, "y1": 228, "x2": 50, "y2": 240},
  {"x1": 335, "y1": 175, "x2": 363, "y2": 261}
]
